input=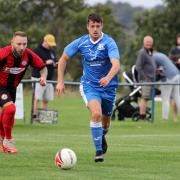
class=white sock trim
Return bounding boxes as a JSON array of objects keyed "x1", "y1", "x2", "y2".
[{"x1": 90, "y1": 121, "x2": 102, "y2": 128}]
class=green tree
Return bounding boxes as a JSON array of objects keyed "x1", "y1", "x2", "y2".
[
  {"x1": 124, "y1": 0, "x2": 180, "y2": 69},
  {"x1": 0, "y1": 0, "x2": 124, "y2": 81},
  {"x1": 63, "y1": 4, "x2": 124, "y2": 81}
]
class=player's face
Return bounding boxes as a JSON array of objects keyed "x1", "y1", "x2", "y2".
[
  {"x1": 87, "y1": 20, "x2": 103, "y2": 41},
  {"x1": 11, "y1": 35, "x2": 27, "y2": 57}
]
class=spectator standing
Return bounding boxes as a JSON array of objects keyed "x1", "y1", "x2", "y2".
[
  {"x1": 169, "y1": 33, "x2": 180, "y2": 120},
  {"x1": 135, "y1": 35, "x2": 156, "y2": 120},
  {"x1": 32, "y1": 34, "x2": 57, "y2": 119},
  {"x1": 153, "y1": 52, "x2": 180, "y2": 122},
  {"x1": 169, "y1": 33, "x2": 180, "y2": 71}
]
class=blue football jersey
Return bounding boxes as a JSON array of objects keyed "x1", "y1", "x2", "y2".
[{"x1": 64, "y1": 33, "x2": 120, "y2": 88}]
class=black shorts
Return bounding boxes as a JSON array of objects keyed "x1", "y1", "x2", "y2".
[{"x1": 0, "y1": 87, "x2": 16, "y2": 107}]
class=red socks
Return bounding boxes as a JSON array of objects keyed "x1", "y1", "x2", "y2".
[
  {"x1": 2, "y1": 104, "x2": 16, "y2": 139},
  {"x1": 0, "y1": 112, "x2": 4, "y2": 139}
]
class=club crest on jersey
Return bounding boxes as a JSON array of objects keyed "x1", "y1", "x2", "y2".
[
  {"x1": 97, "y1": 44, "x2": 105, "y2": 51},
  {"x1": 1, "y1": 93, "x2": 8, "y2": 100},
  {"x1": 22, "y1": 60, "x2": 27, "y2": 66},
  {"x1": 89, "y1": 49, "x2": 98, "y2": 61}
]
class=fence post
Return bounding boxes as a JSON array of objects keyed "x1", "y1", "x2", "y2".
[
  {"x1": 30, "y1": 82, "x2": 35, "y2": 124},
  {"x1": 151, "y1": 84, "x2": 155, "y2": 123}
]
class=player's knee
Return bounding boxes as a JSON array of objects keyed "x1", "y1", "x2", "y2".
[
  {"x1": 92, "y1": 111, "x2": 102, "y2": 120},
  {"x1": 3, "y1": 103, "x2": 16, "y2": 115}
]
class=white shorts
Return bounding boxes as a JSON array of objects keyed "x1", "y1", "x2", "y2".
[{"x1": 32, "y1": 77, "x2": 54, "y2": 101}]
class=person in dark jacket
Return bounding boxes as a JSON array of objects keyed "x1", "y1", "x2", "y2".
[{"x1": 32, "y1": 34, "x2": 57, "y2": 118}]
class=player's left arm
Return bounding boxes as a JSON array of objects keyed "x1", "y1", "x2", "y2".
[
  {"x1": 28, "y1": 48, "x2": 47, "y2": 86},
  {"x1": 99, "y1": 59, "x2": 120, "y2": 87},
  {"x1": 99, "y1": 38, "x2": 120, "y2": 87}
]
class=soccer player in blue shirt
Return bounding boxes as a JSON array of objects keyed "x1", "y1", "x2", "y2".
[{"x1": 56, "y1": 13, "x2": 121, "y2": 162}]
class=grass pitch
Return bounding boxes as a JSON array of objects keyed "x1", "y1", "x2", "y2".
[{"x1": 0, "y1": 92, "x2": 180, "y2": 180}]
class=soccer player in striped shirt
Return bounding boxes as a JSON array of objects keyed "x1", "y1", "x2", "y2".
[{"x1": 0, "y1": 31, "x2": 47, "y2": 154}]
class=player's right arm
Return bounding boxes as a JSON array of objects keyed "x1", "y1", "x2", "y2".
[
  {"x1": 56, "y1": 37, "x2": 80, "y2": 96},
  {"x1": 56, "y1": 52, "x2": 70, "y2": 96}
]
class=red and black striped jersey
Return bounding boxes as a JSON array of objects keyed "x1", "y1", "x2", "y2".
[{"x1": 0, "y1": 45, "x2": 45, "y2": 89}]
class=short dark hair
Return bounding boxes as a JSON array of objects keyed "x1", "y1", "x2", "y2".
[
  {"x1": 13, "y1": 31, "x2": 27, "y2": 38},
  {"x1": 87, "y1": 13, "x2": 103, "y2": 24}
]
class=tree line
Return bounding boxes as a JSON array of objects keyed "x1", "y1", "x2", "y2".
[{"x1": 0, "y1": 0, "x2": 178, "y2": 81}]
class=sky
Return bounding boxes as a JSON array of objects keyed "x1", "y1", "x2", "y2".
[{"x1": 84, "y1": 0, "x2": 163, "y2": 8}]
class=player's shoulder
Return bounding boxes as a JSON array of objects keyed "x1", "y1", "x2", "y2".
[
  {"x1": 0, "y1": 45, "x2": 12, "y2": 57},
  {"x1": 70, "y1": 34, "x2": 89, "y2": 48},
  {"x1": 102, "y1": 33, "x2": 116, "y2": 45},
  {"x1": 76, "y1": 34, "x2": 89, "y2": 43},
  {"x1": 3, "y1": 45, "x2": 11, "y2": 50},
  {"x1": 1, "y1": 45, "x2": 12, "y2": 52},
  {"x1": 25, "y1": 48, "x2": 39, "y2": 58},
  {"x1": 26, "y1": 48, "x2": 35, "y2": 54},
  {"x1": 103, "y1": 33, "x2": 114, "y2": 40}
]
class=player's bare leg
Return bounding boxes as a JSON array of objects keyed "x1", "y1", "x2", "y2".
[{"x1": 88, "y1": 100, "x2": 104, "y2": 162}]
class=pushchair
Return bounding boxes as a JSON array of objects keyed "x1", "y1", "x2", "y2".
[
  {"x1": 112, "y1": 86, "x2": 151, "y2": 121},
  {"x1": 112, "y1": 65, "x2": 152, "y2": 121},
  {"x1": 122, "y1": 65, "x2": 141, "y2": 102}
]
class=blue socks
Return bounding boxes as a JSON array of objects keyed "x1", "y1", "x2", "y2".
[{"x1": 90, "y1": 121, "x2": 103, "y2": 152}]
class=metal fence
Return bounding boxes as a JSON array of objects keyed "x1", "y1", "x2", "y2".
[{"x1": 21, "y1": 79, "x2": 180, "y2": 124}]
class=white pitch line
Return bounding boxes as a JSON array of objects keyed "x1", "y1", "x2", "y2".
[{"x1": 16, "y1": 133, "x2": 180, "y2": 138}]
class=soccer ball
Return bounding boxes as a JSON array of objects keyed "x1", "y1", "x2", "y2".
[{"x1": 55, "y1": 148, "x2": 77, "y2": 170}]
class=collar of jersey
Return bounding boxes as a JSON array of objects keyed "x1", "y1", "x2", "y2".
[{"x1": 89, "y1": 32, "x2": 104, "y2": 44}]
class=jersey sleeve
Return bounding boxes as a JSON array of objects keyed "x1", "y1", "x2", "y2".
[
  {"x1": 27, "y1": 49, "x2": 46, "y2": 69},
  {"x1": 64, "y1": 38, "x2": 81, "y2": 57},
  {"x1": 0, "y1": 46, "x2": 11, "y2": 61},
  {"x1": 107, "y1": 38, "x2": 120, "y2": 60}
]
